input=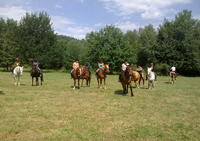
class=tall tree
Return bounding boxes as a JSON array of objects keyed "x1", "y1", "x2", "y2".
[
  {"x1": 157, "y1": 10, "x2": 200, "y2": 75},
  {"x1": 137, "y1": 24, "x2": 157, "y2": 66},
  {"x1": 18, "y1": 12, "x2": 57, "y2": 68},
  {"x1": 86, "y1": 25, "x2": 131, "y2": 72}
]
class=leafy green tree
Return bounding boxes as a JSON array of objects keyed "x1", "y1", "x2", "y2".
[
  {"x1": 0, "y1": 18, "x2": 19, "y2": 70},
  {"x1": 137, "y1": 24, "x2": 157, "y2": 66},
  {"x1": 86, "y1": 25, "x2": 132, "y2": 72},
  {"x1": 156, "y1": 10, "x2": 200, "y2": 75},
  {"x1": 18, "y1": 12, "x2": 57, "y2": 68},
  {"x1": 124, "y1": 30, "x2": 141, "y2": 64}
]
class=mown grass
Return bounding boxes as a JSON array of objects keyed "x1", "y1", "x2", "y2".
[{"x1": 0, "y1": 71, "x2": 200, "y2": 141}]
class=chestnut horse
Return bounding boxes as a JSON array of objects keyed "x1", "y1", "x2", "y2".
[
  {"x1": 96, "y1": 64, "x2": 109, "y2": 89},
  {"x1": 71, "y1": 68, "x2": 81, "y2": 89},
  {"x1": 80, "y1": 66, "x2": 91, "y2": 87},
  {"x1": 119, "y1": 65, "x2": 134, "y2": 96},
  {"x1": 132, "y1": 71, "x2": 145, "y2": 88}
]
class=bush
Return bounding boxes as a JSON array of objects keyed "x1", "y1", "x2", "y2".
[{"x1": 155, "y1": 63, "x2": 170, "y2": 75}]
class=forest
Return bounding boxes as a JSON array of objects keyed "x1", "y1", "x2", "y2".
[{"x1": 0, "y1": 10, "x2": 200, "y2": 75}]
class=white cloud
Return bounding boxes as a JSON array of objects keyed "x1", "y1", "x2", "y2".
[
  {"x1": 55, "y1": 4, "x2": 63, "y2": 9},
  {"x1": 114, "y1": 21, "x2": 139, "y2": 32},
  {"x1": 0, "y1": 6, "x2": 28, "y2": 21},
  {"x1": 52, "y1": 16, "x2": 93, "y2": 39},
  {"x1": 99, "y1": 0, "x2": 192, "y2": 19}
]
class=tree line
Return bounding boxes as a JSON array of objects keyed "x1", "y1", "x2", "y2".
[{"x1": 0, "y1": 10, "x2": 200, "y2": 75}]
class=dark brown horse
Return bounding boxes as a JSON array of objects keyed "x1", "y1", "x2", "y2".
[
  {"x1": 80, "y1": 66, "x2": 91, "y2": 87},
  {"x1": 30, "y1": 65, "x2": 43, "y2": 86},
  {"x1": 96, "y1": 64, "x2": 110, "y2": 89},
  {"x1": 71, "y1": 68, "x2": 81, "y2": 89},
  {"x1": 119, "y1": 65, "x2": 134, "y2": 96}
]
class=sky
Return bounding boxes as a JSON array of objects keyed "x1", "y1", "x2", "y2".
[{"x1": 0, "y1": 0, "x2": 199, "y2": 39}]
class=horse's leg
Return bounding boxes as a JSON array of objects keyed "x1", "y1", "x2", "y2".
[
  {"x1": 122, "y1": 84, "x2": 126, "y2": 94},
  {"x1": 97, "y1": 78, "x2": 99, "y2": 88},
  {"x1": 40, "y1": 76, "x2": 42, "y2": 85},
  {"x1": 103, "y1": 78, "x2": 106, "y2": 89},
  {"x1": 81, "y1": 79, "x2": 84, "y2": 87},
  {"x1": 78, "y1": 79, "x2": 80, "y2": 89},
  {"x1": 32, "y1": 77, "x2": 34, "y2": 86},
  {"x1": 18, "y1": 76, "x2": 20, "y2": 86},
  {"x1": 130, "y1": 84, "x2": 134, "y2": 96},
  {"x1": 100, "y1": 79, "x2": 102, "y2": 88},
  {"x1": 73, "y1": 79, "x2": 76, "y2": 89},
  {"x1": 36, "y1": 77, "x2": 39, "y2": 86},
  {"x1": 126, "y1": 84, "x2": 129, "y2": 94}
]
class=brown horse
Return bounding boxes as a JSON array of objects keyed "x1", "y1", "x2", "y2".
[
  {"x1": 80, "y1": 66, "x2": 91, "y2": 87},
  {"x1": 132, "y1": 71, "x2": 140, "y2": 88},
  {"x1": 132, "y1": 71, "x2": 145, "y2": 88},
  {"x1": 30, "y1": 65, "x2": 43, "y2": 86},
  {"x1": 170, "y1": 72, "x2": 176, "y2": 84},
  {"x1": 119, "y1": 65, "x2": 134, "y2": 96},
  {"x1": 96, "y1": 64, "x2": 110, "y2": 89},
  {"x1": 71, "y1": 68, "x2": 81, "y2": 89}
]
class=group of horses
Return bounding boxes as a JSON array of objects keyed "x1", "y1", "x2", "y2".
[
  {"x1": 12, "y1": 64, "x2": 43, "y2": 86},
  {"x1": 12, "y1": 64, "x2": 176, "y2": 97}
]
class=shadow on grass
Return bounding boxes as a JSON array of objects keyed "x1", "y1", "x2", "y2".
[
  {"x1": 164, "y1": 81, "x2": 172, "y2": 84},
  {"x1": 0, "y1": 90, "x2": 5, "y2": 95},
  {"x1": 114, "y1": 90, "x2": 127, "y2": 96}
]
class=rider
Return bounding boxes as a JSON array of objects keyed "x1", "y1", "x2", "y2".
[
  {"x1": 136, "y1": 64, "x2": 143, "y2": 79},
  {"x1": 119, "y1": 60, "x2": 129, "y2": 81},
  {"x1": 11, "y1": 57, "x2": 21, "y2": 72},
  {"x1": 96, "y1": 59, "x2": 105, "y2": 75},
  {"x1": 32, "y1": 59, "x2": 41, "y2": 72},
  {"x1": 14, "y1": 57, "x2": 21, "y2": 66},
  {"x1": 71, "y1": 59, "x2": 80, "y2": 74},
  {"x1": 85, "y1": 63, "x2": 90, "y2": 71}
]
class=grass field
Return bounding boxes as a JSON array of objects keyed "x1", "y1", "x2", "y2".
[{"x1": 0, "y1": 71, "x2": 200, "y2": 141}]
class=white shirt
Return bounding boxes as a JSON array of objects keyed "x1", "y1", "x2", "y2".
[
  {"x1": 171, "y1": 66, "x2": 176, "y2": 72},
  {"x1": 121, "y1": 63, "x2": 127, "y2": 71},
  {"x1": 149, "y1": 71, "x2": 155, "y2": 81},
  {"x1": 147, "y1": 67, "x2": 153, "y2": 75},
  {"x1": 121, "y1": 63, "x2": 129, "y2": 71}
]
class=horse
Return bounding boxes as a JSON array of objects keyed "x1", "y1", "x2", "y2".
[
  {"x1": 119, "y1": 65, "x2": 134, "y2": 96},
  {"x1": 131, "y1": 71, "x2": 145, "y2": 88},
  {"x1": 80, "y1": 66, "x2": 91, "y2": 87},
  {"x1": 170, "y1": 71, "x2": 176, "y2": 84},
  {"x1": 71, "y1": 68, "x2": 81, "y2": 89},
  {"x1": 132, "y1": 71, "x2": 140, "y2": 88},
  {"x1": 147, "y1": 70, "x2": 156, "y2": 89},
  {"x1": 96, "y1": 64, "x2": 110, "y2": 89},
  {"x1": 12, "y1": 66, "x2": 23, "y2": 86},
  {"x1": 30, "y1": 65, "x2": 43, "y2": 86}
]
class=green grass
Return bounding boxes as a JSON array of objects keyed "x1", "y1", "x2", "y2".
[{"x1": 0, "y1": 71, "x2": 200, "y2": 141}]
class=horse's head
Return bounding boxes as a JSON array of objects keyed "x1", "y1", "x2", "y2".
[
  {"x1": 76, "y1": 68, "x2": 81, "y2": 77},
  {"x1": 104, "y1": 64, "x2": 110, "y2": 73},
  {"x1": 125, "y1": 65, "x2": 132, "y2": 77}
]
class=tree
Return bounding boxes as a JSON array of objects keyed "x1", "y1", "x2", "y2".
[
  {"x1": 18, "y1": 12, "x2": 57, "y2": 68},
  {"x1": 86, "y1": 25, "x2": 132, "y2": 72},
  {"x1": 156, "y1": 10, "x2": 200, "y2": 75},
  {"x1": 137, "y1": 24, "x2": 157, "y2": 66},
  {"x1": 0, "y1": 18, "x2": 19, "y2": 70}
]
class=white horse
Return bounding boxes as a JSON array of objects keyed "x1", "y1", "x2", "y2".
[{"x1": 13, "y1": 66, "x2": 23, "y2": 86}]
